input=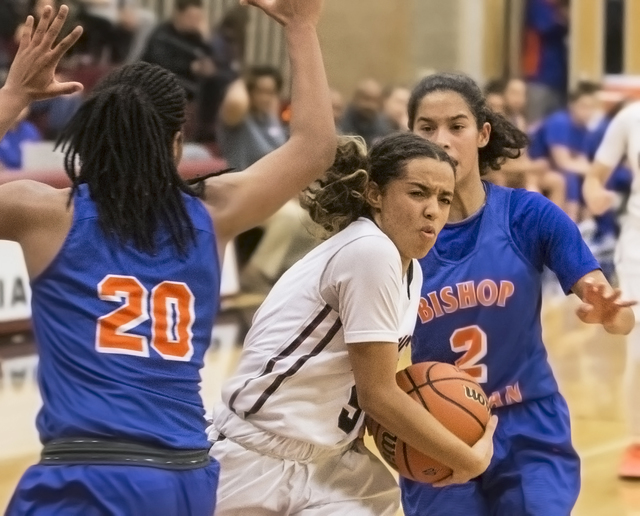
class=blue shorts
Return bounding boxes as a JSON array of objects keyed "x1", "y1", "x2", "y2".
[
  {"x1": 6, "y1": 460, "x2": 220, "y2": 516},
  {"x1": 563, "y1": 171, "x2": 583, "y2": 203},
  {"x1": 400, "y1": 393, "x2": 580, "y2": 516}
]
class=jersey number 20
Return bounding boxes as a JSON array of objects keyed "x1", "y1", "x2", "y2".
[
  {"x1": 450, "y1": 325, "x2": 488, "y2": 383},
  {"x1": 96, "y1": 275, "x2": 195, "y2": 361}
]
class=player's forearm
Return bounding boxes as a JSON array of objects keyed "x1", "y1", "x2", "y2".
[
  {"x1": 0, "y1": 87, "x2": 30, "y2": 141},
  {"x1": 584, "y1": 162, "x2": 616, "y2": 215},
  {"x1": 363, "y1": 386, "x2": 482, "y2": 473},
  {"x1": 604, "y1": 307, "x2": 636, "y2": 335},
  {"x1": 284, "y1": 23, "x2": 336, "y2": 173}
]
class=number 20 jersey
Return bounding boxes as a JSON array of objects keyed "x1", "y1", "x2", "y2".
[
  {"x1": 31, "y1": 184, "x2": 219, "y2": 450},
  {"x1": 413, "y1": 184, "x2": 561, "y2": 408}
]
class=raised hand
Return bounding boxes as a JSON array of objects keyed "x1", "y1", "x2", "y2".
[
  {"x1": 239, "y1": 0, "x2": 323, "y2": 27},
  {"x1": 576, "y1": 278, "x2": 637, "y2": 328},
  {"x1": 4, "y1": 5, "x2": 83, "y2": 104}
]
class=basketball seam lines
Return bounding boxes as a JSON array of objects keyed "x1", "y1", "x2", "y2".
[{"x1": 427, "y1": 377, "x2": 487, "y2": 431}]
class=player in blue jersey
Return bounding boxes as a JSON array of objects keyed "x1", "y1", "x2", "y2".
[
  {"x1": 399, "y1": 72, "x2": 636, "y2": 516},
  {"x1": 0, "y1": 1, "x2": 335, "y2": 514},
  {"x1": 527, "y1": 82, "x2": 600, "y2": 221}
]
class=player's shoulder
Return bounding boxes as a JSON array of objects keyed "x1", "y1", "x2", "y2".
[
  {"x1": 498, "y1": 186, "x2": 561, "y2": 227},
  {"x1": 331, "y1": 219, "x2": 401, "y2": 265},
  {"x1": 0, "y1": 179, "x2": 68, "y2": 209}
]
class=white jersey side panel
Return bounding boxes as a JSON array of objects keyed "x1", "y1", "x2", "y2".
[
  {"x1": 220, "y1": 218, "x2": 422, "y2": 449},
  {"x1": 595, "y1": 101, "x2": 640, "y2": 222}
]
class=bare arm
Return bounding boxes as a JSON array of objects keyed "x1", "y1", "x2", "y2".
[
  {"x1": 219, "y1": 78, "x2": 250, "y2": 127},
  {"x1": 550, "y1": 145, "x2": 590, "y2": 176},
  {"x1": 349, "y1": 342, "x2": 497, "y2": 487},
  {"x1": 572, "y1": 269, "x2": 636, "y2": 335},
  {"x1": 583, "y1": 160, "x2": 616, "y2": 215},
  {"x1": 204, "y1": 0, "x2": 336, "y2": 246},
  {"x1": 0, "y1": 180, "x2": 34, "y2": 241},
  {"x1": 0, "y1": 6, "x2": 82, "y2": 141}
]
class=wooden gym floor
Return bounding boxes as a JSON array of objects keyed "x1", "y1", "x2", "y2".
[{"x1": 0, "y1": 294, "x2": 638, "y2": 515}]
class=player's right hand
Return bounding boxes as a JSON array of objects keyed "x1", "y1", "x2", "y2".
[
  {"x1": 239, "y1": 0, "x2": 323, "y2": 28},
  {"x1": 433, "y1": 415, "x2": 498, "y2": 487},
  {"x1": 3, "y1": 5, "x2": 83, "y2": 104}
]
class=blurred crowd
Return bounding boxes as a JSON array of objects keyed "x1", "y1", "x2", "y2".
[{"x1": 0, "y1": 0, "x2": 630, "y2": 292}]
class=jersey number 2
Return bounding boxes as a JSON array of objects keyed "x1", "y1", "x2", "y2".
[
  {"x1": 449, "y1": 325, "x2": 488, "y2": 383},
  {"x1": 96, "y1": 275, "x2": 195, "y2": 361}
]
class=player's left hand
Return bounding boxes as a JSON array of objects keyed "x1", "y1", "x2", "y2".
[{"x1": 576, "y1": 278, "x2": 636, "y2": 326}]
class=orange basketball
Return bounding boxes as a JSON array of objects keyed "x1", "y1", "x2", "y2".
[{"x1": 368, "y1": 361, "x2": 491, "y2": 483}]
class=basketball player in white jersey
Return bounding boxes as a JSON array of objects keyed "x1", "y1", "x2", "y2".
[
  {"x1": 584, "y1": 101, "x2": 640, "y2": 477},
  {"x1": 208, "y1": 133, "x2": 498, "y2": 516}
]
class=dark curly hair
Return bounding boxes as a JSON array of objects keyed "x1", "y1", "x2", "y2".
[
  {"x1": 300, "y1": 132, "x2": 456, "y2": 236},
  {"x1": 408, "y1": 72, "x2": 528, "y2": 174}
]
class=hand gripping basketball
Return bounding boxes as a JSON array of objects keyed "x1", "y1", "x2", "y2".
[
  {"x1": 369, "y1": 362, "x2": 497, "y2": 485},
  {"x1": 239, "y1": 0, "x2": 323, "y2": 27}
]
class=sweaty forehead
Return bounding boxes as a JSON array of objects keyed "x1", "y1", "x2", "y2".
[{"x1": 416, "y1": 91, "x2": 472, "y2": 120}]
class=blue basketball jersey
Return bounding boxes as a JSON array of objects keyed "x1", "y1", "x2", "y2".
[
  {"x1": 31, "y1": 184, "x2": 219, "y2": 450},
  {"x1": 412, "y1": 183, "x2": 598, "y2": 407}
]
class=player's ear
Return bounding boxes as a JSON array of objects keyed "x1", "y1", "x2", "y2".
[
  {"x1": 173, "y1": 131, "x2": 184, "y2": 165},
  {"x1": 365, "y1": 181, "x2": 383, "y2": 212}
]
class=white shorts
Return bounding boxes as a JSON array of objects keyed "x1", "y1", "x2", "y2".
[
  {"x1": 616, "y1": 219, "x2": 640, "y2": 319},
  {"x1": 208, "y1": 406, "x2": 399, "y2": 516}
]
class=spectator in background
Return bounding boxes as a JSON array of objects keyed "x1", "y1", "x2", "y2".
[
  {"x1": 528, "y1": 81, "x2": 601, "y2": 221},
  {"x1": 382, "y1": 85, "x2": 410, "y2": 131},
  {"x1": 340, "y1": 78, "x2": 392, "y2": 147},
  {"x1": 79, "y1": 0, "x2": 156, "y2": 64},
  {"x1": 218, "y1": 65, "x2": 317, "y2": 292},
  {"x1": 484, "y1": 78, "x2": 506, "y2": 114},
  {"x1": 522, "y1": 0, "x2": 569, "y2": 124},
  {"x1": 210, "y1": 5, "x2": 249, "y2": 82},
  {"x1": 0, "y1": 107, "x2": 41, "y2": 170},
  {"x1": 218, "y1": 65, "x2": 287, "y2": 170},
  {"x1": 142, "y1": 0, "x2": 221, "y2": 141},
  {"x1": 483, "y1": 77, "x2": 562, "y2": 196},
  {"x1": 503, "y1": 77, "x2": 529, "y2": 131},
  {"x1": 330, "y1": 88, "x2": 345, "y2": 129},
  {"x1": 29, "y1": 85, "x2": 83, "y2": 139}
]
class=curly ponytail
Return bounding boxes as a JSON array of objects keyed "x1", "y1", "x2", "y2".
[{"x1": 300, "y1": 136, "x2": 370, "y2": 236}]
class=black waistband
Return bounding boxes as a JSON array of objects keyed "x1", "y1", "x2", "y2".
[{"x1": 40, "y1": 438, "x2": 211, "y2": 470}]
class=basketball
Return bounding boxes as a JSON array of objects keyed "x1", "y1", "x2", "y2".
[{"x1": 368, "y1": 361, "x2": 491, "y2": 483}]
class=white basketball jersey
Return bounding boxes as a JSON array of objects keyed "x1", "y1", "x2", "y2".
[
  {"x1": 220, "y1": 218, "x2": 422, "y2": 449},
  {"x1": 595, "y1": 101, "x2": 640, "y2": 222}
]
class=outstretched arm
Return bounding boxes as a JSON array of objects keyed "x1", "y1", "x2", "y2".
[
  {"x1": 0, "y1": 5, "x2": 83, "y2": 141},
  {"x1": 204, "y1": 0, "x2": 336, "y2": 245},
  {"x1": 572, "y1": 270, "x2": 636, "y2": 335}
]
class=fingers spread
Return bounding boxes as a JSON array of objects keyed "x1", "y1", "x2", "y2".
[{"x1": 42, "y1": 5, "x2": 70, "y2": 51}]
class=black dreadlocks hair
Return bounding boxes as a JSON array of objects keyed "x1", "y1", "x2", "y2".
[{"x1": 58, "y1": 62, "x2": 216, "y2": 256}]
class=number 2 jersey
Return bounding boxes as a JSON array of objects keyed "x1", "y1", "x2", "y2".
[
  {"x1": 30, "y1": 184, "x2": 219, "y2": 450},
  {"x1": 413, "y1": 183, "x2": 599, "y2": 407},
  {"x1": 220, "y1": 217, "x2": 422, "y2": 449}
]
